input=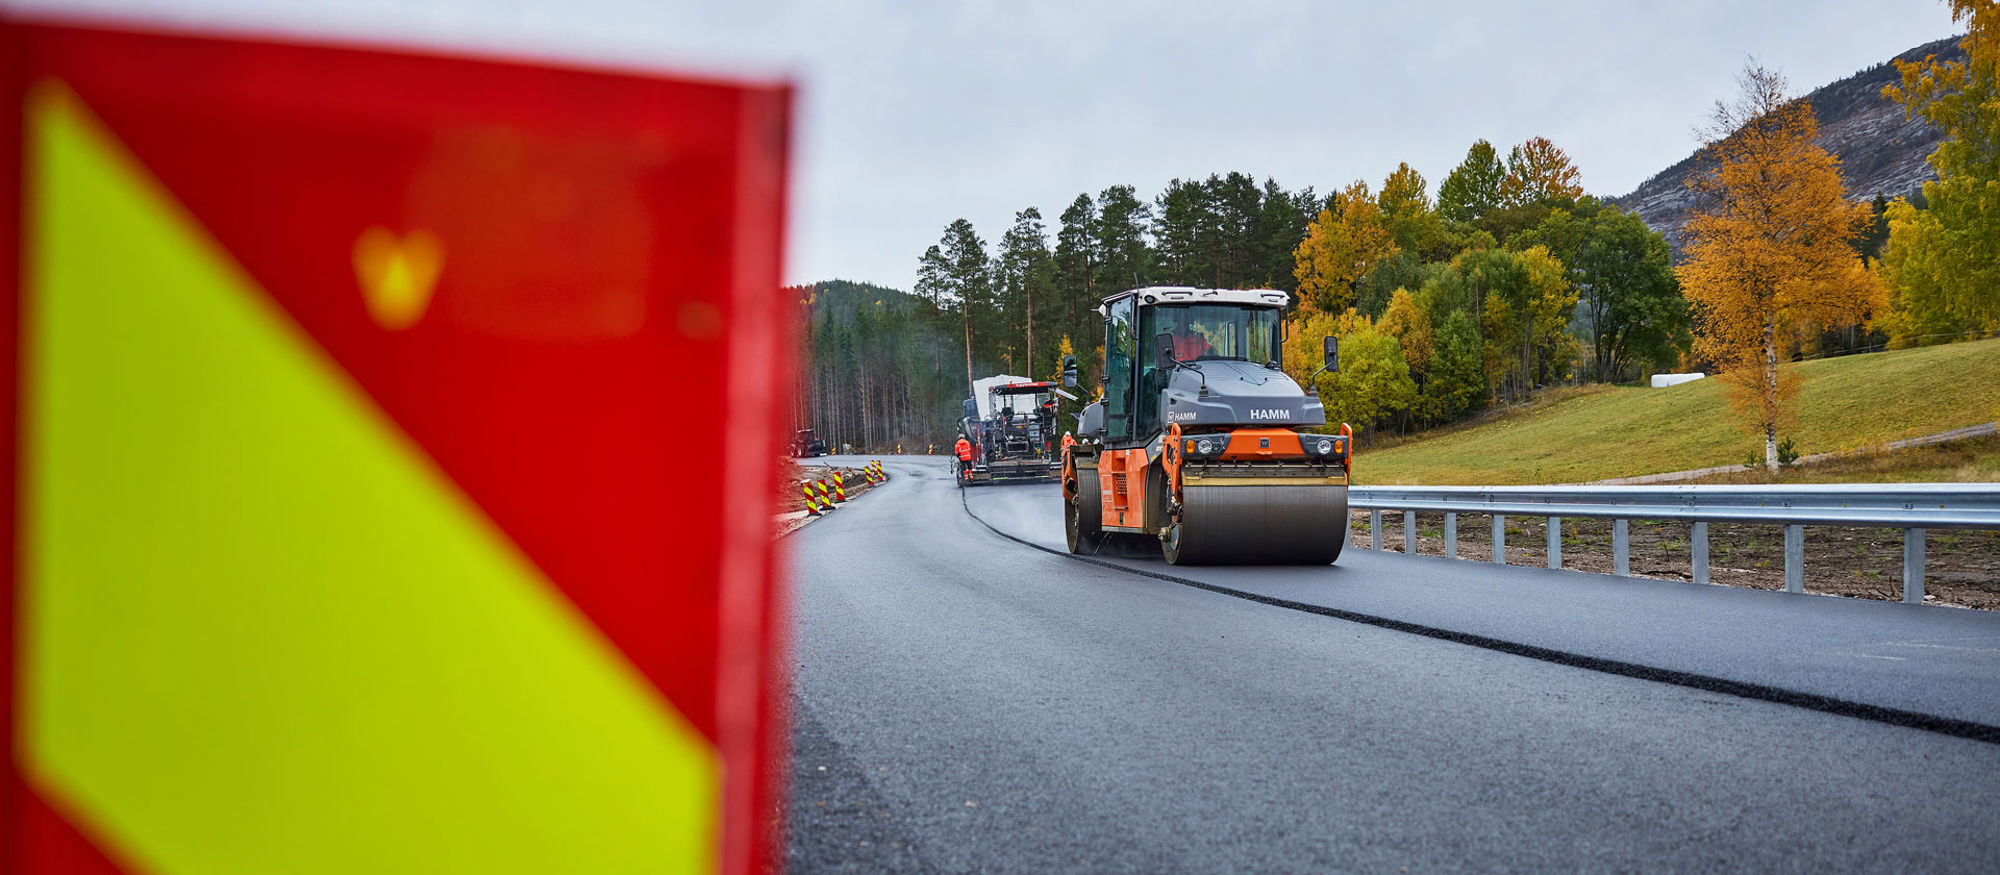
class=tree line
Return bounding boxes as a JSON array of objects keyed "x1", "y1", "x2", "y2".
[
  {"x1": 824, "y1": 138, "x2": 1691, "y2": 449},
  {"x1": 791, "y1": 280, "x2": 973, "y2": 453},
  {"x1": 803, "y1": 0, "x2": 1996, "y2": 462}
]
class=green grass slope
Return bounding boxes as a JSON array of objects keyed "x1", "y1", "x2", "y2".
[{"x1": 1360, "y1": 338, "x2": 2000, "y2": 485}]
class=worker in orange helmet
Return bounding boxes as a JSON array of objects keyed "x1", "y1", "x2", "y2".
[{"x1": 954, "y1": 435, "x2": 974, "y2": 481}]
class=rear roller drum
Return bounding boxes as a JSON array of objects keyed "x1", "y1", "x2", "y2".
[{"x1": 1065, "y1": 472, "x2": 1103, "y2": 554}]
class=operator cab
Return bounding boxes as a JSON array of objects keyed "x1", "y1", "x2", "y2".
[{"x1": 1091, "y1": 286, "x2": 1325, "y2": 448}]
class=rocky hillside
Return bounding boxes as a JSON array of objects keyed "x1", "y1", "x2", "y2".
[{"x1": 1613, "y1": 35, "x2": 1963, "y2": 249}]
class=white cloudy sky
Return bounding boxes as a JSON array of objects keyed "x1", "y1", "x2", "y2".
[{"x1": 12, "y1": 1, "x2": 1962, "y2": 291}]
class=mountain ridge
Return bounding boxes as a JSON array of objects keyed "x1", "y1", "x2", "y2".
[{"x1": 1611, "y1": 35, "x2": 1964, "y2": 249}]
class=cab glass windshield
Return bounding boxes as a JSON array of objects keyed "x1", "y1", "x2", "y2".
[{"x1": 1142, "y1": 304, "x2": 1282, "y2": 364}]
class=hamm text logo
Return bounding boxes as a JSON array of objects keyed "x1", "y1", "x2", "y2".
[{"x1": 1249, "y1": 409, "x2": 1291, "y2": 420}]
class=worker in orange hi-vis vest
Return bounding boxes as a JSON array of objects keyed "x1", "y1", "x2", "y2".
[{"x1": 954, "y1": 436, "x2": 973, "y2": 480}]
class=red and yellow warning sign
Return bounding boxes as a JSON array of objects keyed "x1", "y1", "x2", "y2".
[{"x1": 2, "y1": 20, "x2": 792, "y2": 874}]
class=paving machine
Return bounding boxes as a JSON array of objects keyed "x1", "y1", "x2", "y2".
[
  {"x1": 1058, "y1": 286, "x2": 1351, "y2": 565},
  {"x1": 958, "y1": 375, "x2": 1073, "y2": 485}
]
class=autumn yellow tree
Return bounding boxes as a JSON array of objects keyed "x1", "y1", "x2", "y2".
[
  {"x1": 1878, "y1": 0, "x2": 2000, "y2": 343},
  {"x1": 1500, "y1": 136, "x2": 1585, "y2": 207},
  {"x1": 1282, "y1": 308, "x2": 1414, "y2": 431},
  {"x1": 1680, "y1": 63, "x2": 1885, "y2": 472},
  {"x1": 1292, "y1": 181, "x2": 1398, "y2": 315},
  {"x1": 1378, "y1": 288, "x2": 1434, "y2": 375}
]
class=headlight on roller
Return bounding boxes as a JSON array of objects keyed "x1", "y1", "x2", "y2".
[
  {"x1": 1303, "y1": 435, "x2": 1347, "y2": 460},
  {"x1": 1196, "y1": 438, "x2": 1215, "y2": 455}
]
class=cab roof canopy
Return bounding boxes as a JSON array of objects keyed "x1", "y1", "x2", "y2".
[{"x1": 1100, "y1": 286, "x2": 1290, "y2": 312}]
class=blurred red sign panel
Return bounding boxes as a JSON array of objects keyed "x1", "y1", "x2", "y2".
[{"x1": 2, "y1": 19, "x2": 790, "y2": 875}]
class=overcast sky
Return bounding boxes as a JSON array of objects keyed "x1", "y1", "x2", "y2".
[{"x1": 13, "y1": 0, "x2": 1963, "y2": 291}]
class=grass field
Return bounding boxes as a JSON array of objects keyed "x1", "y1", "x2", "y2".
[{"x1": 1359, "y1": 338, "x2": 2000, "y2": 485}]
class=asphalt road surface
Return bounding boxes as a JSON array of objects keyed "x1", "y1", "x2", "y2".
[{"x1": 784, "y1": 455, "x2": 2000, "y2": 873}]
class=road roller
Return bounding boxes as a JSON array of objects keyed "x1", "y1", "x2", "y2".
[{"x1": 1058, "y1": 286, "x2": 1351, "y2": 565}]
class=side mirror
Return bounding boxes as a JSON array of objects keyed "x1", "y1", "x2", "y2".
[
  {"x1": 1305, "y1": 335, "x2": 1340, "y2": 397},
  {"x1": 1062, "y1": 354, "x2": 1078, "y2": 388},
  {"x1": 1155, "y1": 332, "x2": 1178, "y2": 368}
]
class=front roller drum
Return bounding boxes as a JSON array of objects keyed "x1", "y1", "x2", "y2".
[
  {"x1": 1065, "y1": 464, "x2": 1102, "y2": 554},
  {"x1": 1163, "y1": 484, "x2": 1347, "y2": 565}
]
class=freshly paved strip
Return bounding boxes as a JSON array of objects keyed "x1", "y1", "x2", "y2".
[
  {"x1": 789, "y1": 455, "x2": 2000, "y2": 873},
  {"x1": 963, "y1": 478, "x2": 2000, "y2": 729}
]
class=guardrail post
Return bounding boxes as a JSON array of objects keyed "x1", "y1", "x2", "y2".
[
  {"x1": 1492, "y1": 515, "x2": 1505, "y2": 564},
  {"x1": 1370, "y1": 509, "x2": 1382, "y2": 551},
  {"x1": 1403, "y1": 511, "x2": 1417, "y2": 555},
  {"x1": 1613, "y1": 518, "x2": 1629, "y2": 577},
  {"x1": 1784, "y1": 525, "x2": 1804, "y2": 594},
  {"x1": 1444, "y1": 513, "x2": 1457, "y2": 560},
  {"x1": 1691, "y1": 522, "x2": 1709, "y2": 586},
  {"x1": 1547, "y1": 517, "x2": 1562, "y2": 569},
  {"x1": 1544, "y1": 515, "x2": 1560, "y2": 571},
  {"x1": 1903, "y1": 528, "x2": 1925, "y2": 604}
]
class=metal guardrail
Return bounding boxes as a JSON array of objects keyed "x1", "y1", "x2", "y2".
[{"x1": 1347, "y1": 485, "x2": 2000, "y2": 604}]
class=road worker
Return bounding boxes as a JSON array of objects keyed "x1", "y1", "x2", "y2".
[{"x1": 954, "y1": 435, "x2": 974, "y2": 480}]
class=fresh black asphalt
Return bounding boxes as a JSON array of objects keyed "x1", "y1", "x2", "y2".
[{"x1": 784, "y1": 455, "x2": 2000, "y2": 873}]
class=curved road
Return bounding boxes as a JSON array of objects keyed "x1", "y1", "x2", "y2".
[{"x1": 784, "y1": 455, "x2": 2000, "y2": 873}]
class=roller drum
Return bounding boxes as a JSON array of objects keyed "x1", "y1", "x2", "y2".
[
  {"x1": 1066, "y1": 460, "x2": 1102, "y2": 554},
  {"x1": 1165, "y1": 483, "x2": 1347, "y2": 565}
]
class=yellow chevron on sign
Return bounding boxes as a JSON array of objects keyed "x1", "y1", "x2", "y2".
[{"x1": 19, "y1": 83, "x2": 716, "y2": 873}]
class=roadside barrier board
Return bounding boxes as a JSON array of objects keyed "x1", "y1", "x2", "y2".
[{"x1": 2, "y1": 19, "x2": 791, "y2": 874}]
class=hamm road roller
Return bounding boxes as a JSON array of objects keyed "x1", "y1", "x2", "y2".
[{"x1": 1058, "y1": 286, "x2": 1351, "y2": 565}]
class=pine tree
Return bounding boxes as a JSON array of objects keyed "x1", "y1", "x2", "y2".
[
  {"x1": 1206, "y1": 171, "x2": 1263, "y2": 288},
  {"x1": 1152, "y1": 178, "x2": 1212, "y2": 285},
  {"x1": 937, "y1": 218, "x2": 992, "y2": 392},
  {"x1": 1095, "y1": 185, "x2": 1153, "y2": 293},
  {"x1": 1252, "y1": 178, "x2": 1314, "y2": 291},
  {"x1": 1055, "y1": 193, "x2": 1100, "y2": 381},
  {"x1": 997, "y1": 207, "x2": 1056, "y2": 377}
]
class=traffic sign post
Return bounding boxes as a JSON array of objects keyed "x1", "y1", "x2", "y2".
[{"x1": 3, "y1": 19, "x2": 792, "y2": 874}]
